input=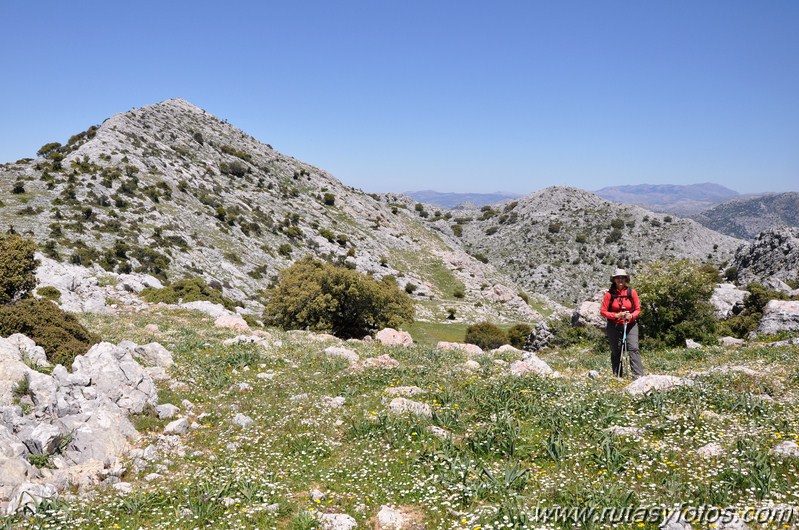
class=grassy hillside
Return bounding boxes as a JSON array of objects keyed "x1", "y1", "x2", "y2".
[{"x1": 8, "y1": 307, "x2": 798, "y2": 529}]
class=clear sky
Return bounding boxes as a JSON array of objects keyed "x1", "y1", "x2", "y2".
[{"x1": 1, "y1": 1, "x2": 797, "y2": 195}]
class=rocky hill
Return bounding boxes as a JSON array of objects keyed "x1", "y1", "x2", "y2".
[
  {"x1": 446, "y1": 187, "x2": 743, "y2": 304},
  {"x1": 732, "y1": 227, "x2": 799, "y2": 286},
  {"x1": 692, "y1": 192, "x2": 799, "y2": 240},
  {"x1": 594, "y1": 183, "x2": 739, "y2": 216},
  {"x1": 0, "y1": 99, "x2": 541, "y2": 323}
]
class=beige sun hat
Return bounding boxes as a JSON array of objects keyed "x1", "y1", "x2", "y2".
[{"x1": 610, "y1": 268, "x2": 630, "y2": 281}]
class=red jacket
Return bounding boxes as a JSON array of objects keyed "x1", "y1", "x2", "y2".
[{"x1": 600, "y1": 288, "x2": 641, "y2": 325}]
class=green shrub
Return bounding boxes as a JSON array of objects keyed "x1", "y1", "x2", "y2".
[
  {"x1": 465, "y1": 321, "x2": 507, "y2": 350},
  {"x1": 322, "y1": 193, "x2": 335, "y2": 206},
  {"x1": 0, "y1": 233, "x2": 39, "y2": 304},
  {"x1": 507, "y1": 323, "x2": 532, "y2": 349},
  {"x1": 36, "y1": 286, "x2": 61, "y2": 302},
  {"x1": 263, "y1": 257, "x2": 414, "y2": 339},
  {"x1": 718, "y1": 282, "x2": 787, "y2": 338},
  {"x1": 453, "y1": 288, "x2": 465, "y2": 299},
  {"x1": 548, "y1": 315, "x2": 606, "y2": 350},
  {"x1": 140, "y1": 277, "x2": 236, "y2": 311},
  {"x1": 635, "y1": 259, "x2": 717, "y2": 347},
  {"x1": 0, "y1": 299, "x2": 100, "y2": 366}
]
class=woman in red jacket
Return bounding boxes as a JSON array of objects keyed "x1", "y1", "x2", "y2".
[{"x1": 600, "y1": 268, "x2": 644, "y2": 378}]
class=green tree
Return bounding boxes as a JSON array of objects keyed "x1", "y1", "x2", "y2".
[
  {"x1": 0, "y1": 233, "x2": 39, "y2": 304},
  {"x1": 635, "y1": 259, "x2": 717, "y2": 347},
  {"x1": 507, "y1": 323, "x2": 532, "y2": 349},
  {"x1": 263, "y1": 257, "x2": 414, "y2": 339}
]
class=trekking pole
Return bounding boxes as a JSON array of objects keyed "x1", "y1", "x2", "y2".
[{"x1": 621, "y1": 320, "x2": 629, "y2": 378}]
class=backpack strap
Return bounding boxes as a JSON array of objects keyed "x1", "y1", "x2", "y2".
[{"x1": 609, "y1": 288, "x2": 633, "y2": 310}]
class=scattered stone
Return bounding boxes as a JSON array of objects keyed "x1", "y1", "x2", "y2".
[
  {"x1": 685, "y1": 339, "x2": 702, "y2": 349},
  {"x1": 317, "y1": 512, "x2": 357, "y2": 530},
  {"x1": 625, "y1": 375, "x2": 692, "y2": 395},
  {"x1": 257, "y1": 372, "x2": 277, "y2": 380},
  {"x1": 112, "y1": 482, "x2": 133, "y2": 494},
  {"x1": 377, "y1": 505, "x2": 409, "y2": 529},
  {"x1": 587, "y1": 370, "x2": 600, "y2": 379},
  {"x1": 427, "y1": 426, "x2": 451, "y2": 440},
  {"x1": 324, "y1": 347, "x2": 360, "y2": 364},
  {"x1": 237, "y1": 383, "x2": 253, "y2": 392},
  {"x1": 143, "y1": 324, "x2": 160, "y2": 333},
  {"x1": 143, "y1": 473, "x2": 163, "y2": 482},
  {"x1": 310, "y1": 488, "x2": 326, "y2": 502},
  {"x1": 771, "y1": 441, "x2": 799, "y2": 458},
  {"x1": 523, "y1": 320, "x2": 554, "y2": 352},
  {"x1": 360, "y1": 354, "x2": 399, "y2": 369},
  {"x1": 214, "y1": 314, "x2": 251, "y2": 333},
  {"x1": 493, "y1": 344, "x2": 521, "y2": 354},
  {"x1": 290, "y1": 394, "x2": 309, "y2": 403},
  {"x1": 322, "y1": 396, "x2": 346, "y2": 409},
  {"x1": 231, "y1": 414, "x2": 253, "y2": 428},
  {"x1": 179, "y1": 301, "x2": 229, "y2": 318},
  {"x1": 387, "y1": 398, "x2": 432, "y2": 418},
  {"x1": 164, "y1": 418, "x2": 189, "y2": 435},
  {"x1": 436, "y1": 341, "x2": 483, "y2": 355},
  {"x1": 510, "y1": 352, "x2": 554, "y2": 377},
  {"x1": 718, "y1": 336, "x2": 745, "y2": 347},
  {"x1": 155, "y1": 404, "x2": 179, "y2": 420},
  {"x1": 375, "y1": 328, "x2": 413, "y2": 347},
  {"x1": 463, "y1": 360, "x2": 481, "y2": 371}
]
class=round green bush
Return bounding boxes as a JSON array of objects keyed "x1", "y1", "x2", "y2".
[
  {"x1": 465, "y1": 321, "x2": 507, "y2": 350},
  {"x1": 263, "y1": 257, "x2": 414, "y2": 339},
  {"x1": 506, "y1": 323, "x2": 532, "y2": 349},
  {"x1": 0, "y1": 299, "x2": 100, "y2": 367}
]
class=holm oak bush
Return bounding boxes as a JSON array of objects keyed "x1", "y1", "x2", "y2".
[{"x1": 263, "y1": 257, "x2": 414, "y2": 339}]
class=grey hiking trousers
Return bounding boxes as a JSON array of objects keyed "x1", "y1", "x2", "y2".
[{"x1": 606, "y1": 321, "x2": 644, "y2": 378}]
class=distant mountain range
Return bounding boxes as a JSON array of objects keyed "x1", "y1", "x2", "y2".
[
  {"x1": 403, "y1": 190, "x2": 521, "y2": 208},
  {"x1": 692, "y1": 192, "x2": 799, "y2": 240},
  {"x1": 593, "y1": 183, "x2": 740, "y2": 216}
]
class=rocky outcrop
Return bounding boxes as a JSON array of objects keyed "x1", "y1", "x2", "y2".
[
  {"x1": 733, "y1": 227, "x2": 799, "y2": 285},
  {"x1": 0, "y1": 336, "x2": 163, "y2": 513},
  {"x1": 375, "y1": 328, "x2": 413, "y2": 347},
  {"x1": 756, "y1": 300, "x2": 799, "y2": 336},
  {"x1": 710, "y1": 283, "x2": 747, "y2": 319},
  {"x1": 625, "y1": 375, "x2": 692, "y2": 395},
  {"x1": 523, "y1": 320, "x2": 554, "y2": 352}
]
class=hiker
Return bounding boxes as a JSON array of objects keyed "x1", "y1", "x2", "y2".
[{"x1": 600, "y1": 268, "x2": 644, "y2": 378}]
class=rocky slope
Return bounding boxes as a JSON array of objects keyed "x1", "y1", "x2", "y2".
[
  {"x1": 0, "y1": 99, "x2": 541, "y2": 323},
  {"x1": 448, "y1": 187, "x2": 743, "y2": 304},
  {"x1": 732, "y1": 227, "x2": 799, "y2": 287},
  {"x1": 692, "y1": 192, "x2": 799, "y2": 240}
]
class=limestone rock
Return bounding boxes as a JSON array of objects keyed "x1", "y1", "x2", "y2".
[
  {"x1": 5, "y1": 482, "x2": 58, "y2": 515},
  {"x1": 164, "y1": 418, "x2": 190, "y2": 435},
  {"x1": 232, "y1": 413, "x2": 253, "y2": 428},
  {"x1": 377, "y1": 505, "x2": 409, "y2": 529},
  {"x1": 710, "y1": 283, "x2": 748, "y2": 319},
  {"x1": 156, "y1": 404, "x2": 179, "y2": 420},
  {"x1": 214, "y1": 314, "x2": 251, "y2": 332},
  {"x1": 771, "y1": 440, "x2": 799, "y2": 458},
  {"x1": 317, "y1": 512, "x2": 357, "y2": 530},
  {"x1": 625, "y1": 375, "x2": 692, "y2": 395},
  {"x1": 685, "y1": 339, "x2": 702, "y2": 349},
  {"x1": 71, "y1": 342, "x2": 158, "y2": 414},
  {"x1": 361, "y1": 354, "x2": 399, "y2": 369},
  {"x1": 387, "y1": 398, "x2": 431, "y2": 418},
  {"x1": 756, "y1": 300, "x2": 799, "y2": 336},
  {"x1": 572, "y1": 300, "x2": 604, "y2": 328},
  {"x1": 523, "y1": 320, "x2": 554, "y2": 353},
  {"x1": 718, "y1": 336, "x2": 745, "y2": 347},
  {"x1": 375, "y1": 328, "x2": 413, "y2": 347},
  {"x1": 324, "y1": 347, "x2": 359, "y2": 364},
  {"x1": 510, "y1": 352, "x2": 554, "y2": 377},
  {"x1": 436, "y1": 341, "x2": 483, "y2": 355}
]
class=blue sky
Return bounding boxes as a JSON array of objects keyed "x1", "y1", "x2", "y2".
[{"x1": 1, "y1": 1, "x2": 797, "y2": 194}]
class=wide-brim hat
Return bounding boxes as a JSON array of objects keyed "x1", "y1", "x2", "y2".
[{"x1": 610, "y1": 268, "x2": 630, "y2": 281}]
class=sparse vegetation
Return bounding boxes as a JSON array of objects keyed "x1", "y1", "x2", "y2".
[
  {"x1": 464, "y1": 321, "x2": 507, "y2": 349},
  {"x1": 140, "y1": 277, "x2": 236, "y2": 311}
]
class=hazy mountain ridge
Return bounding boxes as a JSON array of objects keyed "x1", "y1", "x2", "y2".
[
  {"x1": 594, "y1": 183, "x2": 740, "y2": 216},
  {"x1": 691, "y1": 192, "x2": 799, "y2": 240},
  {"x1": 403, "y1": 190, "x2": 522, "y2": 208},
  {"x1": 0, "y1": 99, "x2": 539, "y2": 322}
]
